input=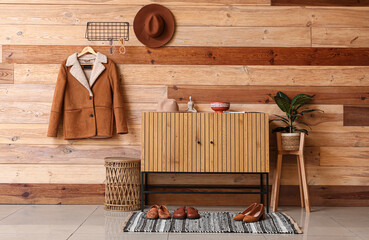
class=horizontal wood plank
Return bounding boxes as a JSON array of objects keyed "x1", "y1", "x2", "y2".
[
  {"x1": 0, "y1": 124, "x2": 141, "y2": 146},
  {"x1": 305, "y1": 132, "x2": 369, "y2": 147},
  {"x1": 0, "y1": 163, "x2": 366, "y2": 185},
  {"x1": 320, "y1": 147, "x2": 369, "y2": 167},
  {"x1": 309, "y1": 7, "x2": 369, "y2": 27},
  {"x1": 0, "y1": 63, "x2": 13, "y2": 84},
  {"x1": 0, "y1": 5, "x2": 368, "y2": 27},
  {"x1": 0, "y1": 144, "x2": 140, "y2": 164},
  {"x1": 0, "y1": 164, "x2": 105, "y2": 184},
  {"x1": 312, "y1": 27, "x2": 369, "y2": 48},
  {"x1": 0, "y1": 84, "x2": 166, "y2": 103},
  {"x1": 0, "y1": 184, "x2": 105, "y2": 204},
  {"x1": 277, "y1": 185, "x2": 369, "y2": 207},
  {"x1": 148, "y1": 165, "x2": 369, "y2": 186},
  {"x1": 4, "y1": 45, "x2": 369, "y2": 65},
  {"x1": 0, "y1": 0, "x2": 271, "y2": 5},
  {"x1": 148, "y1": 185, "x2": 369, "y2": 206},
  {"x1": 0, "y1": 25, "x2": 311, "y2": 47},
  {"x1": 0, "y1": 102, "x2": 51, "y2": 123},
  {"x1": 14, "y1": 64, "x2": 369, "y2": 86},
  {"x1": 272, "y1": 0, "x2": 369, "y2": 6},
  {"x1": 0, "y1": 184, "x2": 367, "y2": 206},
  {"x1": 0, "y1": 100, "x2": 340, "y2": 126},
  {"x1": 0, "y1": 102, "x2": 156, "y2": 124},
  {"x1": 168, "y1": 85, "x2": 369, "y2": 105},
  {"x1": 344, "y1": 106, "x2": 369, "y2": 126},
  {"x1": 0, "y1": 5, "x2": 309, "y2": 27}
]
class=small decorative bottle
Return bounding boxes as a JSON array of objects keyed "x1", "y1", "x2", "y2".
[{"x1": 186, "y1": 96, "x2": 197, "y2": 113}]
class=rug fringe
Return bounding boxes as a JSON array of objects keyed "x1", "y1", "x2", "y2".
[
  {"x1": 282, "y1": 212, "x2": 303, "y2": 234},
  {"x1": 121, "y1": 211, "x2": 134, "y2": 232}
]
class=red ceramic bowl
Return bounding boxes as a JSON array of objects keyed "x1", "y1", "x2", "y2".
[{"x1": 211, "y1": 102, "x2": 230, "y2": 113}]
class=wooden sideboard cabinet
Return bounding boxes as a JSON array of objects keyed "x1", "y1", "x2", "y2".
[
  {"x1": 140, "y1": 112, "x2": 270, "y2": 210},
  {"x1": 141, "y1": 112, "x2": 269, "y2": 173}
]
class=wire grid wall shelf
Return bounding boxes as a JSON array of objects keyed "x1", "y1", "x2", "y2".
[{"x1": 85, "y1": 22, "x2": 129, "y2": 41}]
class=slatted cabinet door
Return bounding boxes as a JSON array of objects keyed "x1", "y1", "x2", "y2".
[{"x1": 141, "y1": 112, "x2": 269, "y2": 173}]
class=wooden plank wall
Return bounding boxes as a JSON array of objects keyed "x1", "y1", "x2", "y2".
[{"x1": 0, "y1": 0, "x2": 368, "y2": 206}]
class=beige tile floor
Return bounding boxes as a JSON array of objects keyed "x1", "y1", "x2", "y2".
[{"x1": 0, "y1": 205, "x2": 367, "y2": 240}]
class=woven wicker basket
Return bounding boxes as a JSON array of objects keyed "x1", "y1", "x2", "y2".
[
  {"x1": 281, "y1": 133, "x2": 300, "y2": 151},
  {"x1": 104, "y1": 157, "x2": 141, "y2": 211}
]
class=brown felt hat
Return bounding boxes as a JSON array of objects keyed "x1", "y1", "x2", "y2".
[{"x1": 133, "y1": 4, "x2": 175, "y2": 48}]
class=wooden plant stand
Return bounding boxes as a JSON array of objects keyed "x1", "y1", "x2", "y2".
[{"x1": 271, "y1": 132, "x2": 311, "y2": 212}]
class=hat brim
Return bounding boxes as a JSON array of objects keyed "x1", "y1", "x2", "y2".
[{"x1": 133, "y1": 4, "x2": 175, "y2": 48}]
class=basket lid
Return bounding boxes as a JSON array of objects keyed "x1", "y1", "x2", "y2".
[{"x1": 104, "y1": 157, "x2": 140, "y2": 163}]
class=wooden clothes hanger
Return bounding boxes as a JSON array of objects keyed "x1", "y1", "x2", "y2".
[{"x1": 78, "y1": 46, "x2": 97, "y2": 58}]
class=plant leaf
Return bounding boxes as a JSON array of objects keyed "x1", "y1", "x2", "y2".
[
  {"x1": 298, "y1": 109, "x2": 324, "y2": 115},
  {"x1": 274, "y1": 96, "x2": 291, "y2": 113},
  {"x1": 274, "y1": 114, "x2": 290, "y2": 122},
  {"x1": 276, "y1": 91, "x2": 290, "y2": 103},
  {"x1": 291, "y1": 94, "x2": 314, "y2": 109},
  {"x1": 271, "y1": 118, "x2": 289, "y2": 125},
  {"x1": 272, "y1": 127, "x2": 290, "y2": 133},
  {"x1": 297, "y1": 122, "x2": 312, "y2": 130},
  {"x1": 294, "y1": 128, "x2": 309, "y2": 135}
]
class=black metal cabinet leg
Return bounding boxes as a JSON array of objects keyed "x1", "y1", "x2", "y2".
[
  {"x1": 144, "y1": 173, "x2": 148, "y2": 205},
  {"x1": 266, "y1": 173, "x2": 269, "y2": 213},
  {"x1": 140, "y1": 172, "x2": 144, "y2": 211},
  {"x1": 260, "y1": 173, "x2": 264, "y2": 205}
]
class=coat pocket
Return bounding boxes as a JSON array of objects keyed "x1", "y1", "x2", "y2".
[
  {"x1": 95, "y1": 106, "x2": 114, "y2": 136},
  {"x1": 63, "y1": 109, "x2": 90, "y2": 138}
]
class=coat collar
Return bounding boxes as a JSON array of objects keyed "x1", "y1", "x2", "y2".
[{"x1": 66, "y1": 52, "x2": 108, "y2": 96}]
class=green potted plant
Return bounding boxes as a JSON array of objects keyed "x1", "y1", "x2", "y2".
[{"x1": 269, "y1": 91, "x2": 323, "y2": 151}]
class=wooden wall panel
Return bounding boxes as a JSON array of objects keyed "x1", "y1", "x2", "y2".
[
  {"x1": 0, "y1": 5, "x2": 309, "y2": 27},
  {"x1": 1, "y1": 184, "x2": 368, "y2": 206},
  {"x1": 0, "y1": 164, "x2": 105, "y2": 184},
  {"x1": 0, "y1": 2, "x2": 368, "y2": 205},
  {"x1": 320, "y1": 147, "x2": 369, "y2": 167},
  {"x1": 0, "y1": 63, "x2": 13, "y2": 83},
  {"x1": 14, "y1": 64, "x2": 369, "y2": 86},
  {"x1": 0, "y1": 84, "x2": 165, "y2": 103},
  {"x1": 0, "y1": 101, "x2": 340, "y2": 126},
  {"x1": 147, "y1": 185, "x2": 369, "y2": 206},
  {"x1": 0, "y1": 184, "x2": 105, "y2": 205},
  {"x1": 0, "y1": 0, "x2": 271, "y2": 5},
  {"x1": 309, "y1": 7, "x2": 369, "y2": 27},
  {"x1": 0, "y1": 144, "x2": 140, "y2": 164},
  {"x1": 344, "y1": 106, "x2": 369, "y2": 126},
  {"x1": 4, "y1": 45, "x2": 369, "y2": 65},
  {"x1": 312, "y1": 28, "x2": 369, "y2": 48},
  {"x1": 0, "y1": 124, "x2": 141, "y2": 146},
  {"x1": 168, "y1": 85, "x2": 369, "y2": 105},
  {"x1": 0, "y1": 25, "x2": 311, "y2": 47},
  {"x1": 272, "y1": 0, "x2": 369, "y2": 6},
  {"x1": 1, "y1": 5, "x2": 369, "y2": 28},
  {"x1": 0, "y1": 102, "x2": 157, "y2": 125},
  {"x1": 0, "y1": 162, "x2": 367, "y2": 185},
  {"x1": 0, "y1": 102, "x2": 51, "y2": 123}
]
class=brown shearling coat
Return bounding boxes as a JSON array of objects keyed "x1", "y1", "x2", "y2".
[{"x1": 47, "y1": 52, "x2": 128, "y2": 139}]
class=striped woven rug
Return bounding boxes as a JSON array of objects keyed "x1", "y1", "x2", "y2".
[{"x1": 122, "y1": 211, "x2": 302, "y2": 234}]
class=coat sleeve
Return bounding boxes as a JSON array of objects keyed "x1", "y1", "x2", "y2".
[
  {"x1": 109, "y1": 61, "x2": 128, "y2": 134},
  {"x1": 47, "y1": 63, "x2": 67, "y2": 137}
]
